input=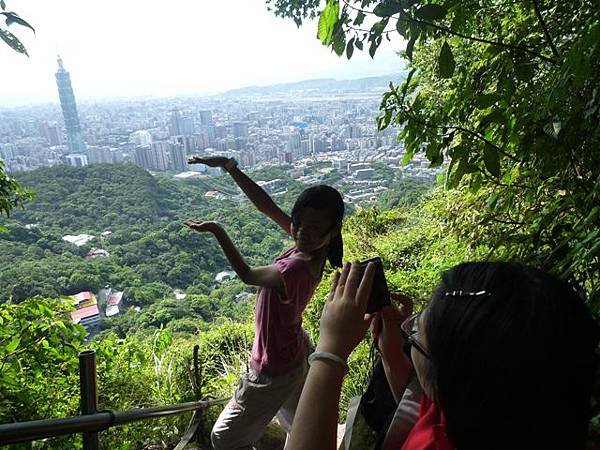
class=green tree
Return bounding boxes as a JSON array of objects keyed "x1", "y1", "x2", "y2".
[
  {"x1": 0, "y1": 160, "x2": 32, "y2": 230},
  {"x1": 267, "y1": 0, "x2": 600, "y2": 307},
  {"x1": 0, "y1": 297, "x2": 86, "y2": 448}
]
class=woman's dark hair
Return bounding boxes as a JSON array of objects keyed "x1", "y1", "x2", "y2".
[
  {"x1": 425, "y1": 262, "x2": 598, "y2": 450},
  {"x1": 291, "y1": 185, "x2": 344, "y2": 268}
]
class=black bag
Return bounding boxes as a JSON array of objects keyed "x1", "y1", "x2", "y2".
[
  {"x1": 357, "y1": 341, "x2": 398, "y2": 450},
  {"x1": 359, "y1": 355, "x2": 397, "y2": 435},
  {"x1": 341, "y1": 344, "x2": 398, "y2": 450}
]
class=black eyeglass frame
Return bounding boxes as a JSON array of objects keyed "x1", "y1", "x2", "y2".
[{"x1": 400, "y1": 312, "x2": 430, "y2": 359}]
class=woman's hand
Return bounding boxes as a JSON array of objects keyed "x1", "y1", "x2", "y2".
[
  {"x1": 371, "y1": 293, "x2": 413, "y2": 363},
  {"x1": 316, "y1": 261, "x2": 375, "y2": 360},
  {"x1": 183, "y1": 219, "x2": 222, "y2": 234},
  {"x1": 187, "y1": 155, "x2": 230, "y2": 167}
]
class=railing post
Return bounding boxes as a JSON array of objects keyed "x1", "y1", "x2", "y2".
[
  {"x1": 193, "y1": 344, "x2": 202, "y2": 444},
  {"x1": 79, "y1": 350, "x2": 99, "y2": 450}
]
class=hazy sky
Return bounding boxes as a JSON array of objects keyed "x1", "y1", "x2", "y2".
[{"x1": 0, "y1": 0, "x2": 405, "y2": 105}]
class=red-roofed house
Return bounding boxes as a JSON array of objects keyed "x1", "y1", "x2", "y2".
[
  {"x1": 71, "y1": 291, "x2": 97, "y2": 309},
  {"x1": 70, "y1": 305, "x2": 101, "y2": 328},
  {"x1": 106, "y1": 291, "x2": 124, "y2": 317}
]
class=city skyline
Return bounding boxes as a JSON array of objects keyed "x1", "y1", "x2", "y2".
[{"x1": 0, "y1": 0, "x2": 405, "y2": 105}]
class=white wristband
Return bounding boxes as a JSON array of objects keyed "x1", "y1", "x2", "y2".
[{"x1": 308, "y1": 351, "x2": 348, "y2": 374}]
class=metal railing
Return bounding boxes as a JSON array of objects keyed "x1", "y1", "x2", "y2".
[{"x1": 0, "y1": 348, "x2": 228, "y2": 449}]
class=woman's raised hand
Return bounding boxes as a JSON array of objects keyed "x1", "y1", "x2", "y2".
[
  {"x1": 187, "y1": 155, "x2": 230, "y2": 167},
  {"x1": 316, "y1": 261, "x2": 375, "y2": 360},
  {"x1": 183, "y1": 219, "x2": 222, "y2": 234},
  {"x1": 371, "y1": 293, "x2": 413, "y2": 362}
]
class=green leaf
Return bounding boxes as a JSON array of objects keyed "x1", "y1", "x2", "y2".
[
  {"x1": 332, "y1": 30, "x2": 346, "y2": 56},
  {"x1": 354, "y1": 11, "x2": 366, "y2": 26},
  {"x1": 0, "y1": 1, "x2": 5, "y2": 11},
  {"x1": 1, "y1": 12, "x2": 35, "y2": 34},
  {"x1": 6, "y1": 337, "x2": 20, "y2": 352},
  {"x1": 514, "y1": 61, "x2": 535, "y2": 82},
  {"x1": 371, "y1": 19, "x2": 388, "y2": 37},
  {"x1": 476, "y1": 93, "x2": 501, "y2": 109},
  {"x1": 377, "y1": 108, "x2": 393, "y2": 130},
  {"x1": 478, "y1": 110, "x2": 505, "y2": 130},
  {"x1": 552, "y1": 120, "x2": 562, "y2": 136},
  {"x1": 396, "y1": 14, "x2": 409, "y2": 37},
  {"x1": 448, "y1": 157, "x2": 477, "y2": 188},
  {"x1": 0, "y1": 28, "x2": 28, "y2": 55},
  {"x1": 369, "y1": 36, "x2": 382, "y2": 58},
  {"x1": 415, "y1": 4, "x2": 448, "y2": 20},
  {"x1": 543, "y1": 120, "x2": 562, "y2": 139},
  {"x1": 355, "y1": 39, "x2": 363, "y2": 50},
  {"x1": 438, "y1": 40, "x2": 455, "y2": 78},
  {"x1": 483, "y1": 145, "x2": 501, "y2": 177},
  {"x1": 399, "y1": 67, "x2": 416, "y2": 104},
  {"x1": 346, "y1": 37, "x2": 355, "y2": 59},
  {"x1": 405, "y1": 34, "x2": 417, "y2": 60},
  {"x1": 374, "y1": 1, "x2": 403, "y2": 17},
  {"x1": 317, "y1": 0, "x2": 339, "y2": 45}
]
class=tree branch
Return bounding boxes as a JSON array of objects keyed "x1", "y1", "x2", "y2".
[{"x1": 531, "y1": 0, "x2": 560, "y2": 59}]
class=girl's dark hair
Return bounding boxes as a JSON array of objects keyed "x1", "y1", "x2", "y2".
[
  {"x1": 291, "y1": 185, "x2": 344, "y2": 268},
  {"x1": 425, "y1": 262, "x2": 599, "y2": 450}
]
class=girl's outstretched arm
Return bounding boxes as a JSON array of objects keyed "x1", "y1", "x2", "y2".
[
  {"x1": 184, "y1": 219, "x2": 284, "y2": 288},
  {"x1": 188, "y1": 156, "x2": 292, "y2": 235}
]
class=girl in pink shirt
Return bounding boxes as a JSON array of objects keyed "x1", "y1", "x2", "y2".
[{"x1": 185, "y1": 155, "x2": 344, "y2": 450}]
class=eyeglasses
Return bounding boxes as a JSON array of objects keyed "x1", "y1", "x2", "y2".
[{"x1": 400, "y1": 312, "x2": 430, "y2": 359}]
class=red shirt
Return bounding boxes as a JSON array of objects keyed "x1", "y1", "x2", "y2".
[
  {"x1": 250, "y1": 247, "x2": 319, "y2": 376},
  {"x1": 401, "y1": 394, "x2": 453, "y2": 450}
]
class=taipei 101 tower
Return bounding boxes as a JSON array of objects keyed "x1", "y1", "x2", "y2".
[{"x1": 55, "y1": 55, "x2": 86, "y2": 154}]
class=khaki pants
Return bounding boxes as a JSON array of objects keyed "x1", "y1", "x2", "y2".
[{"x1": 211, "y1": 357, "x2": 308, "y2": 450}]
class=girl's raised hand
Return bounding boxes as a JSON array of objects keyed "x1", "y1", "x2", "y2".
[
  {"x1": 183, "y1": 219, "x2": 222, "y2": 234},
  {"x1": 187, "y1": 156, "x2": 230, "y2": 167},
  {"x1": 316, "y1": 261, "x2": 375, "y2": 360}
]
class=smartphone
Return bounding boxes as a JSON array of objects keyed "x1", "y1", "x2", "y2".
[{"x1": 358, "y1": 257, "x2": 390, "y2": 314}]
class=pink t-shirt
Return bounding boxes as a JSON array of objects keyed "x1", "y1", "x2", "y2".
[{"x1": 250, "y1": 247, "x2": 320, "y2": 376}]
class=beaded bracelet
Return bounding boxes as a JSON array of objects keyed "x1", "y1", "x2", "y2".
[{"x1": 308, "y1": 351, "x2": 349, "y2": 374}]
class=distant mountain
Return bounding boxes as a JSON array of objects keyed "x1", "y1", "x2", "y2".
[{"x1": 223, "y1": 74, "x2": 407, "y2": 97}]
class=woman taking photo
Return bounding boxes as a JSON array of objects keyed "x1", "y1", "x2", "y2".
[{"x1": 288, "y1": 261, "x2": 598, "y2": 450}]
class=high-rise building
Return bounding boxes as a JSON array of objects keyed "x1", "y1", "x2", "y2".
[
  {"x1": 169, "y1": 143, "x2": 187, "y2": 172},
  {"x1": 169, "y1": 110, "x2": 194, "y2": 136},
  {"x1": 39, "y1": 121, "x2": 62, "y2": 146},
  {"x1": 87, "y1": 146, "x2": 114, "y2": 164},
  {"x1": 233, "y1": 121, "x2": 249, "y2": 138},
  {"x1": 199, "y1": 110, "x2": 213, "y2": 126},
  {"x1": 149, "y1": 142, "x2": 170, "y2": 171},
  {"x1": 55, "y1": 56, "x2": 86, "y2": 154},
  {"x1": 133, "y1": 146, "x2": 152, "y2": 170},
  {"x1": 65, "y1": 153, "x2": 88, "y2": 167},
  {"x1": 130, "y1": 130, "x2": 153, "y2": 147},
  {"x1": 174, "y1": 135, "x2": 197, "y2": 154}
]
